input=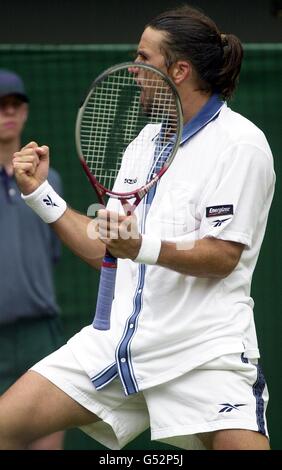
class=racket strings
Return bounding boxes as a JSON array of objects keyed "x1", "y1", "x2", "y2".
[{"x1": 80, "y1": 67, "x2": 179, "y2": 189}]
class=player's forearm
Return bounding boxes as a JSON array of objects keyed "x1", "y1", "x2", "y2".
[
  {"x1": 52, "y1": 207, "x2": 105, "y2": 269},
  {"x1": 157, "y1": 238, "x2": 243, "y2": 278}
]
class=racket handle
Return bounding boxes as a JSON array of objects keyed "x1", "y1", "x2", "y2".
[{"x1": 93, "y1": 254, "x2": 117, "y2": 330}]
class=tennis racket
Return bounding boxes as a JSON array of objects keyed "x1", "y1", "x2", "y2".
[{"x1": 75, "y1": 62, "x2": 183, "y2": 330}]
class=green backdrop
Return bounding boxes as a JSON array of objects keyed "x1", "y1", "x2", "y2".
[{"x1": 0, "y1": 44, "x2": 281, "y2": 450}]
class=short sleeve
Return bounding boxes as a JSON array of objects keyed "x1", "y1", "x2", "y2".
[{"x1": 198, "y1": 143, "x2": 275, "y2": 248}]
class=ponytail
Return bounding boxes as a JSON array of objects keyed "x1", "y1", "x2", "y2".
[{"x1": 215, "y1": 34, "x2": 244, "y2": 99}]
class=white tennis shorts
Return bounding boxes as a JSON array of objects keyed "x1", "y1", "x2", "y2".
[{"x1": 31, "y1": 344, "x2": 269, "y2": 450}]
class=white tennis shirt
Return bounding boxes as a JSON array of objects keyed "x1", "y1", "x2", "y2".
[{"x1": 68, "y1": 96, "x2": 275, "y2": 395}]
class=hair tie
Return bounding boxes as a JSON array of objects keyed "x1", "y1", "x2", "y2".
[{"x1": 221, "y1": 33, "x2": 228, "y2": 47}]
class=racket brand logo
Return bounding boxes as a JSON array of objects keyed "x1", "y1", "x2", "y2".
[
  {"x1": 43, "y1": 194, "x2": 59, "y2": 208},
  {"x1": 206, "y1": 204, "x2": 233, "y2": 218},
  {"x1": 124, "y1": 178, "x2": 138, "y2": 184}
]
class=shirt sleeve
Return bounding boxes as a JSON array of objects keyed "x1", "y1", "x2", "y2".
[{"x1": 198, "y1": 142, "x2": 275, "y2": 248}]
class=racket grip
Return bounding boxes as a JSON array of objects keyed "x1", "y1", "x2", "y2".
[{"x1": 93, "y1": 255, "x2": 117, "y2": 330}]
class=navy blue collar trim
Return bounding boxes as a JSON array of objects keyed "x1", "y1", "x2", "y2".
[
  {"x1": 181, "y1": 94, "x2": 224, "y2": 145},
  {"x1": 150, "y1": 94, "x2": 224, "y2": 145}
]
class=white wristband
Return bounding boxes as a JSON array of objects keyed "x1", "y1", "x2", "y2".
[
  {"x1": 134, "y1": 234, "x2": 161, "y2": 265},
  {"x1": 21, "y1": 180, "x2": 67, "y2": 223}
]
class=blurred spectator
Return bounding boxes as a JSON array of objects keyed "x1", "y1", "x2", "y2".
[{"x1": 0, "y1": 69, "x2": 65, "y2": 450}]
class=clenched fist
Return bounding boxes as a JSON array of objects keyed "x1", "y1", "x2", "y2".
[{"x1": 13, "y1": 141, "x2": 50, "y2": 195}]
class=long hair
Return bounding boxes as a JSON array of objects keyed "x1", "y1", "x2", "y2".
[{"x1": 147, "y1": 5, "x2": 243, "y2": 100}]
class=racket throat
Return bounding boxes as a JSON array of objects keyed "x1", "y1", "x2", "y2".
[{"x1": 121, "y1": 198, "x2": 136, "y2": 216}]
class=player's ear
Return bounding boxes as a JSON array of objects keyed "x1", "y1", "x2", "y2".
[
  {"x1": 22, "y1": 103, "x2": 29, "y2": 123},
  {"x1": 170, "y1": 61, "x2": 191, "y2": 85}
]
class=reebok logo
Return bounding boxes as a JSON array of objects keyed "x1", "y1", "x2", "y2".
[
  {"x1": 218, "y1": 403, "x2": 246, "y2": 413},
  {"x1": 212, "y1": 217, "x2": 231, "y2": 227},
  {"x1": 206, "y1": 204, "x2": 233, "y2": 218},
  {"x1": 43, "y1": 194, "x2": 59, "y2": 207}
]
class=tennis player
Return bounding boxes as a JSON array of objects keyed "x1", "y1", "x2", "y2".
[{"x1": 0, "y1": 6, "x2": 275, "y2": 450}]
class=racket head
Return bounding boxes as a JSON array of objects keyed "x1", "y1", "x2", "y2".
[{"x1": 75, "y1": 62, "x2": 183, "y2": 202}]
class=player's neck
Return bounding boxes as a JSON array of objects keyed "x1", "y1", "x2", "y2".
[
  {"x1": 0, "y1": 139, "x2": 20, "y2": 175},
  {"x1": 182, "y1": 90, "x2": 212, "y2": 124}
]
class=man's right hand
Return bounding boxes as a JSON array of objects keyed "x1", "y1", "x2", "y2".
[{"x1": 13, "y1": 141, "x2": 50, "y2": 195}]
